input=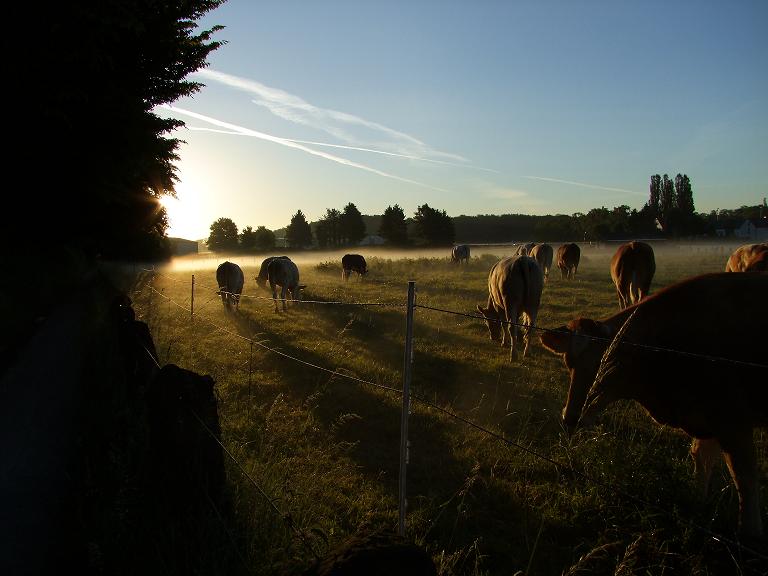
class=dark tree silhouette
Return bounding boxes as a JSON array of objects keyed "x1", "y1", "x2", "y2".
[
  {"x1": 8, "y1": 1, "x2": 225, "y2": 259},
  {"x1": 340, "y1": 203, "x2": 366, "y2": 245},
  {"x1": 286, "y1": 210, "x2": 313, "y2": 248},
  {"x1": 379, "y1": 205, "x2": 408, "y2": 245},
  {"x1": 239, "y1": 226, "x2": 258, "y2": 251},
  {"x1": 413, "y1": 204, "x2": 455, "y2": 246},
  {"x1": 253, "y1": 226, "x2": 276, "y2": 251},
  {"x1": 207, "y1": 218, "x2": 239, "y2": 252},
  {"x1": 316, "y1": 209, "x2": 342, "y2": 248}
]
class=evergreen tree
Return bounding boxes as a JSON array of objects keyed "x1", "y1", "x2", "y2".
[
  {"x1": 9, "y1": 1, "x2": 225, "y2": 259},
  {"x1": 340, "y1": 203, "x2": 367, "y2": 245},
  {"x1": 286, "y1": 210, "x2": 313, "y2": 248},
  {"x1": 253, "y1": 226, "x2": 276, "y2": 251},
  {"x1": 413, "y1": 204, "x2": 455, "y2": 246},
  {"x1": 207, "y1": 218, "x2": 239, "y2": 252},
  {"x1": 675, "y1": 174, "x2": 695, "y2": 215},
  {"x1": 379, "y1": 205, "x2": 408, "y2": 245}
]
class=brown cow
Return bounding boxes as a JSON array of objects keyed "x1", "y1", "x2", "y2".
[
  {"x1": 556, "y1": 243, "x2": 580, "y2": 279},
  {"x1": 540, "y1": 272, "x2": 768, "y2": 536},
  {"x1": 530, "y1": 243, "x2": 554, "y2": 281},
  {"x1": 725, "y1": 243, "x2": 768, "y2": 272},
  {"x1": 476, "y1": 255, "x2": 543, "y2": 361},
  {"x1": 610, "y1": 241, "x2": 655, "y2": 309}
]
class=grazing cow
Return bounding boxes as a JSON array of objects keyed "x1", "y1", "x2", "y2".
[
  {"x1": 513, "y1": 242, "x2": 535, "y2": 256},
  {"x1": 556, "y1": 243, "x2": 580, "y2": 280},
  {"x1": 342, "y1": 253, "x2": 368, "y2": 280},
  {"x1": 745, "y1": 249, "x2": 768, "y2": 271},
  {"x1": 255, "y1": 255, "x2": 290, "y2": 288},
  {"x1": 725, "y1": 243, "x2": 768, "y2": 272},
  {"x1": 215, "y1": 261, "x2": 244, "y2": 310},
  {"x1": 476, "y1": 256, "x2": 543, "y2": 361},
  {"x1": 451, "y1": 244, "x2": 471, "y2": 264},
  {"x1": 530, "y1": 243, "x2": 554, "y2": 281},
  {"x1": 267, "y1": 257, "x2": 306, "y2": 312},
  {"x1": 540, "y1": 272, "x2": 768, "y2": 536},
  {"x1": 610, "y1": 241, "x2": 655, "y2": 309}
]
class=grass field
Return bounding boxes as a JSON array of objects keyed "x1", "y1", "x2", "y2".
[{"x1": 129, "y1": 241, "x2": 767, "y2": 575}]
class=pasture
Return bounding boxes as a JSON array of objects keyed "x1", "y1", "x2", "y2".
[{"x1": 129, "y1": 242, "x2": 767, "y2": 575}]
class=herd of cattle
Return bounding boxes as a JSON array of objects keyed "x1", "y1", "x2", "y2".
[{"x1": 213, "y1": 240, "x2": 767, "y2": 535}]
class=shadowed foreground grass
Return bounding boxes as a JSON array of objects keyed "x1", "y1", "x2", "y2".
[{"x1": 130, "y1": 243, "x2": 768, "y2": 575}]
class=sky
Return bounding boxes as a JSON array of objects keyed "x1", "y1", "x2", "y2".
[{"x1": 157, "y1": 0, "x2": 768, "y2": 240}]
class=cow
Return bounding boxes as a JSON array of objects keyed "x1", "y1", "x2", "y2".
[
  {"x1": 725, "y1": 243, "x2": 768, "y2": 272},
  {"x1": 215, "y1": 261, "x2": 244, "y2": 310},
  {"x1": 255, "y1": 255, "x2": 290, "y2": 288},
  {"x1": 342, "y1": 254, "x2": 368, "y2": 280},
  {"x1": 513, "y1": 242, "x2": 535, "y2": 257},
  {"x1": 556, "y1": 243, "x2": 580, "y2": 280},
  {"x1": 451, "y1": 244, "x2": 471, "y2": 264},
  {"x1": 745, "y1": 249, "x2": 768, "y2": 271},
  {"x1": 540, "y1": 272, "x2": 768, "y2": 536},
  {"x1": 476, "y1": 255, "x2": 543, "y2": 361},
  {"x1": 610, "y1": 241, "x2": 655, "y2": 309},
  {"x1": 530, "y1": 243, "x2": 554, "y2": 281},
  {"x1": 267, "y1": 257, "x2": 306, "y2": 312}
]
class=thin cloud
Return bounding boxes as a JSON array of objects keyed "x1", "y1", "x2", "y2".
[
  {"x1": 187, "y1": 126, "x2": 499, "y2": 173},
  {"x1": 194, "y1": 68, "x2": 467, "y2": 163},
  {"x1": 524, "y1": 175, "x2": 643, "y2": 196},
  {"x1": 160, "y1": 105, "x2": 450, "y2": 193}
]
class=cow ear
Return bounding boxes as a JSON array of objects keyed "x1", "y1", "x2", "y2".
[{"x1": 540, "y1": 326, "x2": 571, "y2": 354}]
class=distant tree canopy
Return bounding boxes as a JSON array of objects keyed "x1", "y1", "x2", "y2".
[
  {"x1": 8, "y1": 1, "x2": 225, "y2": 259},
  {"x1": 645, "y1": 173, "x2": 700, "y2": 236},
  {"x1": 253, "y1": 226, "x2": 276, "y2": 251},
  {"x1": 413, "y1": 204, "x2": 455, "y2": 246},
  {"x1": 239, "y1": 226, "x2": 258, "y2": 251},
  {"x1": 286, "y1": 210, "x2": 313, "y2": 248},
  {"x1": 208, "y1": 218, "x2": 239, "y2": 252},
  {"x1": 379, "y1": 205, "x2": 408, "y2": 245},
  {"x1": 340, "y1": 203, "x2": 366, "y2": 245}
]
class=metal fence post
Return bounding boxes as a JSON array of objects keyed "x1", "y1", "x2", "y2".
[{"x1": 399, "y1": 280, "x2": 416, "y2": 536}]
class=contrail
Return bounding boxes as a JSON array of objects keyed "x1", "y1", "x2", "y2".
[
  {"x1": 193, "y1": 68, "x2": 467, "y2": 163},
  {"x1": 524, "y1": 175, "x2": 643, "y2": 195},
  {"x1": 187, "y1": 126, "x2": 500, "y2": 173},
  {"x1": 160, "y1": 105, "x2": 451, "y2": 193}
]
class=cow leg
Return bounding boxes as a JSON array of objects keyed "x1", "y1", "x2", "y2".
[
  {"x1": 281, "y1": 286, "x2": 288, "y2": 311},
  {"x1": 720, "y1": 431, "x2": 763, "y2": 536},
  {"x1": 271, "y1": 285, "x2": 279, "y2": 313},
  {"x1": 690, "y1": 437, "x2": 721, "y2": 497},
  {"x1": 502, "y1": 304, "x2": 517, "y2": 360},
  {"x1": 522, "y1": 310, "x2": 537, "y2": 358}
]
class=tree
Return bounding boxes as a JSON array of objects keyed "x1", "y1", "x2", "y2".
[
  {"x1": 675, "y1": 174, "x2": 695, "y2": 215},
  {"x1": 315, "y1": 209, "x2": 342, "y2": 248},
  {"x1": 208, "y1": 218, "x2": 239, "y2": 252},
  {"x1": 9, "y1": 1, "x2": 226, "y2": 259},
  {"x1": 286, "y1": 210, "x2": 313, "y2": 248},
  {"x1": 379, "y1": 205, "x2": 408, "y2": 245},
  {"x1": 413, "y1": 204, "x2": 455, "y2": 246},
  {"x1": 239, "y1": 226, "x2": 258, "y2": 251},
  {"x1": 647, "y1": 174, "x2": 661, "y2": 223},
  {"x1": 253, "y1": 226, "x2": 276, "y2": 251},
  {"x1": 659, "y1": 174, "x2": 676, "y2": 231},
  {"x1": 340, "y1": 203, "x2": 366, "y2": 245}
]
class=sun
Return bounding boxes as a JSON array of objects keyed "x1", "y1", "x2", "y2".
[{"x1": 159, "y1": 181, "x2": 206, "y2": 240}]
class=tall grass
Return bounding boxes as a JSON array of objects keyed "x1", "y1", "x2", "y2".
[{"x1": 130, "y1": 243, "x2": 767, "y2": 575}]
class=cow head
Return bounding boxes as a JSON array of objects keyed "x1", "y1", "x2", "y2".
[
  {"x1": 540, "y1": 319, "x2": 613, "y2": 432},
  {"x1": 476, "y1": 305, "x2": 502, "y2": 342},
  {"x1": 290, "y1": 284, "x2": 307, "y2": 301}
]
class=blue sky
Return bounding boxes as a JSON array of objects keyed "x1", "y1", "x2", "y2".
[{"x1": 157, "y1": 0, "x2": 768, "y2": 240}]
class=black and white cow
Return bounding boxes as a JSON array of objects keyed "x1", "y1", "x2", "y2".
[
  {"x1": 255, "y1": 255, "x2": 290, "y2": 288},
  {"x1": 267, "y1": 257, "x2": 306, "y2": 312},
  {"x1": 342, "y1": 254, "x2": 368, "y2": 280},
  {"x1": 451, "y1": 244, "x2": 471, "y2": 264},
  {"x1": 215, "y1": 261, "x2": 244, "y2": 310}
]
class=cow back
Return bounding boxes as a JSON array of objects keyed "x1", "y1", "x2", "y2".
[
  {"x1": 257, "y1": 256, "x2": 290, "y2": 286},
  {"x1": 611, "y1": 242, "x2": 655, "y2": 292},
  {"x1": 726, "y1": 243, "x2": 768, "y2": 272},
  {"x1": 488, "y1": 256, "x2": 543, "y2": 314},
  {"x1": 268, "y1": 257, "x2": 300, "y2": 288}
]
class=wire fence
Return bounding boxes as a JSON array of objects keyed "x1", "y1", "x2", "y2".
[{"x1": 133, "y1": 267, "x2": 768, "y2": 567}]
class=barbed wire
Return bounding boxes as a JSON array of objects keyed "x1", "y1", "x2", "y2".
[
  {"x1": 137, "y1": 275, "x2": 768, "y2": 565},
  {"x1": 414, "y1": 303, "x2": 768, "y2": 370}
]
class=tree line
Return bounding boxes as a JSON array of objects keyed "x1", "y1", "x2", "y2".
[{"x1": 207, "y1": 174, "x2": 763, "y2": 252}]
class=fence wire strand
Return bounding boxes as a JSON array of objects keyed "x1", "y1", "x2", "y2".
[{"x1": 138, "y1": 272, "x2": 768, "y2": 566}]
